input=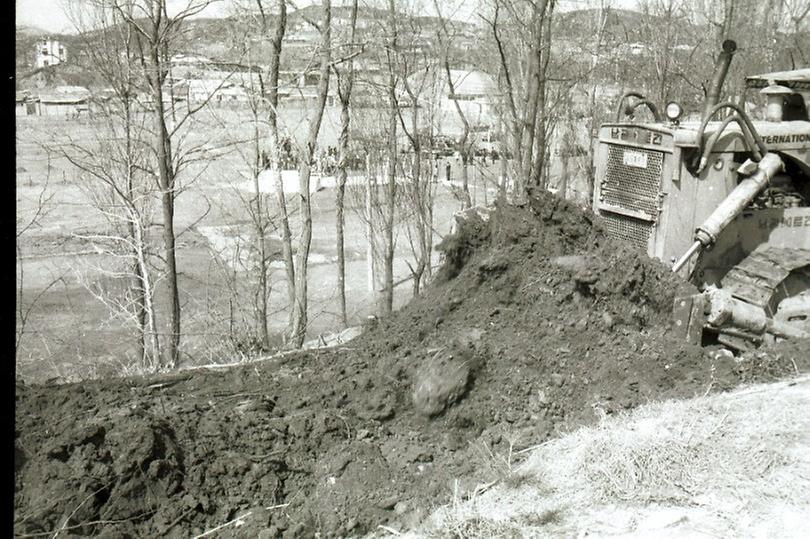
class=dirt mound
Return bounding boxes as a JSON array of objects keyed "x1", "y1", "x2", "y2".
[{"x1": 15, "y1": 191, "x2": 810, "y2": 537}]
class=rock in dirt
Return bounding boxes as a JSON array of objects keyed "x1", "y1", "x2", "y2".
[{"x1": 412, "y1": 346, "x2": 472, "y2": 417}]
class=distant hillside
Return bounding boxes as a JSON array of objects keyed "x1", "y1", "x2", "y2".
[
  {"x1": 11, "y1": 8, "x2": 663, "y2": 93},
  {"x1": 555, "y1": 7, "x2": 680, "y2": 44},
  {"x1": 15, "y1": 6, "x2": 805, "y2": 95},
  {"x1": 16, "y1": 24, "x2": 50, "y2": 37},
  {"x1": 14, "y1": 4, "x2": 481, "y2": 71}
]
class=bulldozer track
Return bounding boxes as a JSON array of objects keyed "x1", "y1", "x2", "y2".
[{"x1": 722, "y1": 247, "x2": 810, "y2": 312}]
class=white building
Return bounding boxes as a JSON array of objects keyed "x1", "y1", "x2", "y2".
[
  {"x1": 185, "y1": 79, "x2": 250, "y2": 104},
  {"x1": 438, "y1": 69, "x2": 498, "y2": 124},
  {"x1": 35, "y1": 39, "x2": 67, "y2": 68},
  {"x1": 406, "y1": 68, "x2": 499, "y2": 138}
]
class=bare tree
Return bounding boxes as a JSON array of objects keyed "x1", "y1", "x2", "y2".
[
  {"x1": 333, "y1": 0, "x2": 360, "y2": 328},
  {"x1": 524, "y1": 0, "x2": 555, "y2": 189},
  {"x1": 354, "y1": 0, "x2": 439, "y2": 307},
  {"x1": 104, "y1": 0, "x2": 220, "y2": 367},
  {"x1": 395, "y1": 20, "x2": 438, "y2": 297},
  {"x1": 62, "y1": 0, "x2": 223, "y2": 369},
  {"x1": 432, "y1": 0, "x2": 472, "y2": 209},
  {"x1": 60, "y1": 0, "x2": 166, "y2": 368},
  {"x1": 376, "y1": 0, "x2": 399, "y2": 315},
  {"x1": 261, "y1": 0, "x2": 297, "y2": 338},
  {"x1": 641, "y1": 0, "x2": 686, "y2": 104},
  {"x1": 290, "y1": 0, "x2": 332, "y2": 347},
  {"x1": 481, "y1": 0, "x2": 556, "y2": 195},
  {"x1": 690, "y1": 0, "x2": 787, "y2": 100},
  {"x1": 783, "y1": 0, "x2": 810, "y2": 65},
  {"x1": 219, "y1": 0, "x2": 296, "y2": 350}
]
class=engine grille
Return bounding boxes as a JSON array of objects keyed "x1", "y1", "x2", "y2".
[
  {"x1": 602, "y1": 212, "x2": 653, "y2": 251},
  {"x1": 602, "y1": 144, "x2": 664, "y2": 217}
]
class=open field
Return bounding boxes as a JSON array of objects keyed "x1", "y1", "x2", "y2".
[{"x1": 15, "y1": 112, "x2": 512, "y2": 382}]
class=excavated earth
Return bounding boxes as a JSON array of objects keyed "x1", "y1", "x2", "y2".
[{"x1": 15, "y1": 191, "x2": 810, "y2": 538}]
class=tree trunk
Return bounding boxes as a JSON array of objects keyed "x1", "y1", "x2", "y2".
[
  {"x1": 123, "y1": 98, "x2": 147, "y2": 365},
  {"x1": 528, "y1": 1, "x2": 554, "y2": 189},
  {"x1": 131, "y1": 244, "x2": 146, "y2": 362},
  {"x1": 266, "y1": 0, "x2": 294, "y2": 336},
  {"x1": 519, "y1": 0, "x2": 552, "y2": 190},
  {"x1": 499, "y1": 123, "x2": 509, "y2": 199},
  {"x1": 150, "y1": 41, "x2": 180, "y2": 369},
  {"x1": 379, "y1": 0, "x2": 398, "y2": 316},
  {"x1": 335, "y1": 0, "x2": 358, "y2": 329},
  {"x1": 425, "y1": 152, "x2": 434, "y2": 282},
  {"x1": 157, "y1": 159, "x2": 180, "y2": 368},
  {"x1": 460, "y1": 150, "x2": 471, "y2": 208},
  {"x1": 290, "y1": 0, "x2": 331, "y2": 347},
  {"x1": 291, "y1": 157, "x2": 313, "y2": 347},
  {"x1": 365, "y1": 153, "x2": 376, "y2": 294},
  {"x1": 252, "y1": 141, "x2": 269, "y2": 349},
  {"x1": 411, "y1": 150, "x2": 425, "y2": 298},
  {"x1": 134, "y1": 220, "x2": 161, "y2": 368},
  {"x1": 558, "y1": 125, "x2": 570, "y2": 200},
  {"x1": 273, "y1": 167, "x2": 295, "y2": 332},
  {"x1": 336, "y1": 101, "x2": 349, "y2": 327},
  {"x1": 432, "y1": 0, "x2": 472, "y2": 207}
]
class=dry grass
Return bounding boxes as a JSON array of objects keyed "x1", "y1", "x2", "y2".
[{"x1": 410, "y1": 375, "x2": 810, "y2": 538}]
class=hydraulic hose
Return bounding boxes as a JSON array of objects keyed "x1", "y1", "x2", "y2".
[
  {"x1": 615, "y1": 92, "x2": 662, "y2": 123},
  {"x1": 627, "y1": 99, "x2": 662, "y2": 122},
  {"x1": 696, "y1": 112, "x2": 762, "y2": 173},
  {"x1": 615, "y1": 91, "x2": 646, "y2": 122},
  {"x1": 697, "y1": 102, "x2": 768, "y2": 158}
]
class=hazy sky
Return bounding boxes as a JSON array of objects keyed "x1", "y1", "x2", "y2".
[{"x1": 17, "y1": 0, "x2": 640, "y2": 34}]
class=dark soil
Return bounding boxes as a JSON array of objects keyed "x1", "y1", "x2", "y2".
[{"x1": 15, "y1": 191, "x2": 810, "y2": 538}]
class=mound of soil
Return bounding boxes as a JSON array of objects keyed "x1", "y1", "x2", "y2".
[{"x1": 15, "y1": 191, "x2": 810, "y2": 537}]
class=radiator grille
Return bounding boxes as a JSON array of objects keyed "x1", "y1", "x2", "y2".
[
  {"x1": 602, "y1": 145, "x2": 663, "y2": 217},
  {"x1": 602, "y1": 212, "x2": 653, "y2": 251}
]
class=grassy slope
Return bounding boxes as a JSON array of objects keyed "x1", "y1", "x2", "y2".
[{"x1": 406, "y1": 374, "x2": 810, "y2": 538}]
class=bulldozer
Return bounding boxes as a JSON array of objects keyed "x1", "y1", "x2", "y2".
[{"x1": 591, "y1": 40, "x2": 810, "y2": 350}]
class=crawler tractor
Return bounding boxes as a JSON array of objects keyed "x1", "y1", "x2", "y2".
[{"x1": 592, "y1": 40, "x2": 810, "y2": 350}]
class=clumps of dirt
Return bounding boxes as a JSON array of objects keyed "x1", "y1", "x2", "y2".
[
  {"x1": 434, "y1": 206, "x2": 493, "y2": 282},
  {"x1": 309, "y1": 441, "x2": 397, "y2": 534},
  {"x1": 16, "y1": 407, "x2": 186, "y2": 538},
  {"x1": 15, "y1": 190, "x2": 810, "y2": 538},
  {"x1": 718, "y1": 339, "x2": 810, "y2": 387}
]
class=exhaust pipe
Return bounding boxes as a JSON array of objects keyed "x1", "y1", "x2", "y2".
[{"x1": 703, "y1": 39, "x2": 737, "y2": 120}]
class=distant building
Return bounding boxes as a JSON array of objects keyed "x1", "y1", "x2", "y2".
[
  {"x1": 406, "y1": 69, "x2": 499, "y2": 138},
  {"x1": 136, "y1": 80, "x2": 188, "y2": 109},
  {"x1": 440, "y1": 70, "x2": 498, "y2": 118},
  {"x1": 185, "y1": 79, "x2": 250, "y2": 104},
  {"x1": 54, "y1": 85, "x2": 90, "y2": 96},
  {"x1": 277, "y1": 70, "x2": 339, "y2": 106},
  {"x1": 38, "y1": 91, "x2": 89, "y2": 117},
  {"x1": 35, "y1": 39, "x2": 67, "y2": 68},
  {"x1": 624, "y1": 42, "x2": 646, "y2": 56},
  {"x1": 171, "y1": 53, "x2": 211, "y2": 66},
  {"x1": 16, "y1": 92, "x2": 29, "y2": 116}
]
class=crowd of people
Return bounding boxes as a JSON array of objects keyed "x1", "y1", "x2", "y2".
[
  {"x1": 261, "y1": 139, "x2": 366, "y2": 174},
  {"x1": 261, "y1": 138, "x2": 506, "y2": 175}
]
